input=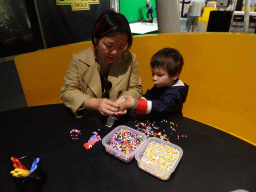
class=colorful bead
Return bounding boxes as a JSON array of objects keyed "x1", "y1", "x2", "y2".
[
  {"x1": 70, "y1": 129, "x2": 81, "y2": 140},
  {"x1": 108, "y1": 129, "x2": 145, "y2": 154},
  {"x1": 83, "y1": 132, "x2": 101, "y2": 150},
  {"x1": 141, "y1": 141, "x2": 180, "y2": 171}
]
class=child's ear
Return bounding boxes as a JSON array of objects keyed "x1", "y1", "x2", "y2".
[{"x1": 173, "y1": 73, "x2": 179, "y2": 80}]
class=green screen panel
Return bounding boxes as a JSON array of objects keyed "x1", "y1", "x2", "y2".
[{"x1": 120, "y1": 0, "x2": 157, "y2": 23}]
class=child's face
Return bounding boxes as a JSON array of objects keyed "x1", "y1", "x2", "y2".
[{"x1": 151, "y1": 66, "x2": 178, "y2": 88}]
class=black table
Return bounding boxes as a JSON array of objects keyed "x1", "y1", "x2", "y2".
[{"x1": 0, "y1": 104, "x2": 255, "y2": 192}]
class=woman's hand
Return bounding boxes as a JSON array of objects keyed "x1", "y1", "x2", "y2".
[{"x1": 97, "y1": 98, "x2": 120, "y2": 116}]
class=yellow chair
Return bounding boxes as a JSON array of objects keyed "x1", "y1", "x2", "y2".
[
  {"x1": 130, "y1": 33, "x2": 256, "y2": 146},
  {"x1": 15, "y1": 33, "x2": 256, "y2": 146},
  {"x1": 199, "y1": 7, "x2": 217, "y2": 21},
  {"x1": 14, "y1": 41, "x2": 92, "y2": 107}
]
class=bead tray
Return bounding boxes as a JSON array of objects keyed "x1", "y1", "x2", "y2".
[
  {"x1": 135, "y1": 137, "x2": 183, "y2": 180},
  {"x1": 102, "y1": 125, "x2": 147, "y2": 163}
]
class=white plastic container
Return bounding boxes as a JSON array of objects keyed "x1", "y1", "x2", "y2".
[
  {"x1": 135, "y1": 137, "x2": 183, "y2": 180},
  {"x1": 102, "y1": 125, "x2": 147, "y2": 163}
]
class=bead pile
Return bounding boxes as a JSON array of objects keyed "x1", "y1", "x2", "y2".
[
  {"x1": 141, "y1": 141, "x2": 180, "y2": 171},
  {"x1": 108, "y1": 129, "x2": 145, "y2": 154},
  {"x1": 135, "y1": 120, "x2": 169, "y2": 141},
  {"x1": 135, "y1": 119, "x2": 187, "y2": 141},
  {"x1": 163, "y1": 120, "x2": 187, "y2": 140},
  {"x1": 70, "y1": 129, "x2": 81, "y2": 140}
]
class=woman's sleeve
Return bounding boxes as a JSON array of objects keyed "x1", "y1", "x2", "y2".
[
  {"x1": 121, "y1": 54, "x2": 143, "y2": 99},
  {"x1": 60, "y1": 54, "x2": 92, "y2": 118}
]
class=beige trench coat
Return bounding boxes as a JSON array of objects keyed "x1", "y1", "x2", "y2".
[{"x1": 60, "y1": 47, "x2": 142, "y2": 118}]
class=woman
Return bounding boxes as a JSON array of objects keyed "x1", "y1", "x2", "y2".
[{"x1": 61, "y1": 10, "x2": 142, "y2": 119}]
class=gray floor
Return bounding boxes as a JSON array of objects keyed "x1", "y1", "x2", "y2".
[
  {"x1": 133, "y1": 18, "x2": 256, "y2": 33},
  {"x1": 180, "y1": 19, "x2": 256, "y2": 33},
  {"x1": 175, "y1": 18, "x2": 255, "y2": 33},
  {"x1": 0, "y1": 19, "x2": 255, "y2": 113}
]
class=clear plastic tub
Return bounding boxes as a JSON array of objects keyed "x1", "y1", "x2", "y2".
[
  {"x1": 135, "y1": 137, "x2": 183, "y2": 180},
  {"x1": 102, "y1": 125, "x2": 147, "y2": 163}
]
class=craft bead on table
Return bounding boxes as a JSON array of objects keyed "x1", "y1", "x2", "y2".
[
  {"x1": 83, "y1": 132, "x2": 101, "y2": 150},
  {"x1": 70, "y1": 129, "x2": 81, "y2": 140}
]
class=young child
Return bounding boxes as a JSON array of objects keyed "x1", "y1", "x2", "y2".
[{"x1": 118, "y1": 48, "x2": 189, "y2": 120}]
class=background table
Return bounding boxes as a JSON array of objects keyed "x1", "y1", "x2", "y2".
[
  {"x1": 234, "y1": 11, "x2": 256, "y2": 16},
  {"x1": 233, "y1": 11, "x2": 256, "y2": 28},
  {"x1": 129, "y1": 22, "x2": 158, "y2": 35},
  {"x1": 0, "y1": 104, "x2": 255, "y2": 192}
]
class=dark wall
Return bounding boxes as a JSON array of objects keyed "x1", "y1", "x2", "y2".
[
  {"x1": 0, "y1": 0, "x2": 38, "y2": 58},
  {"x1": 0, "y1": 0, "x2": 110, "y2": 58},
  {"x1": 35, "y1": 0, "x2": 110, "y2": 48},
  {"x1": 24, "y1": 0, "x2": 44, "y2": 49}
]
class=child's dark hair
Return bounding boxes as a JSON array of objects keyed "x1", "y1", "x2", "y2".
[
  {"x1": 150, "y1": 48, "x2": 184, "y2": 77},
  {"x1": 92, "y1": 10, "x2": 132, "y2": 51}
]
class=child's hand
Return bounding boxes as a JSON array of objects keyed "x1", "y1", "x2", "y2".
[
  {"x1": 124, "y1": 96, "x2": 135, "y2": 109},
  {"x1": 115, "y1": 96, "x2": 135, "y2": 110}
]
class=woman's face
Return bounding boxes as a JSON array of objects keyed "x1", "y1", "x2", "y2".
[{"x1": 95, "y1": 33, "x2": 128, "y2": 65}]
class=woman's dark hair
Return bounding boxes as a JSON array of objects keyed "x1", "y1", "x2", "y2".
[
  {"x1": 92, "y1": 10, "x2": 132, "y2": 51},
  {"x1": 150, "y1": 48, "x2": 184, "y2": 77}
]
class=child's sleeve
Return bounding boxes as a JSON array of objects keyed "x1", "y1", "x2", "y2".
[
  {"x1": 134, "y1": 87, "x2": 188, "y2": 115},
  {"x1": 142, "y1": 88, "x2": 154, "y2": 100},
  {"x1": 132, "y1": 88, "x2": 153, "y2": 114},
  {"x1": 150, "y1": 90, "x2": 184, "y2": 113}
]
